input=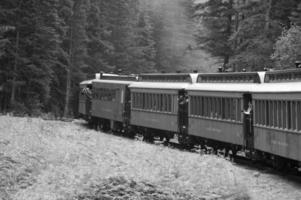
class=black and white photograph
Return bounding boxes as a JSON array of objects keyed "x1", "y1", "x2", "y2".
[{"x1": 0, "y1": 0, "x2": 301, "y2": 199}]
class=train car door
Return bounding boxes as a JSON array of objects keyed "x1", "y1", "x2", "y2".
[
  {"x1": 123, "y1": 86, "x2": 131, "y2": 125},
  {"x1": 85, "y1": 84, "x2": 92, "y2": 118},
  {"x1": 243, "y1": 93, "x2": 254, "y2": 149},
  {"x1": 178, "y1": 89, "x2": 188, "y2": 135}
]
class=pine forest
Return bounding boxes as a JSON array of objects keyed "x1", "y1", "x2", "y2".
[{"x1": 0, "y1": 0, "x2": 301, "y2": 116}]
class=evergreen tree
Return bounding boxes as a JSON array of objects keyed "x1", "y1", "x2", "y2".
[
  {"x1": 194, "y1": 0, "x2": 236, "y2": 68},
  {"x1": 290, "y1": 2, "x2": 301, "y2": 26},
  {"x1": 229, "y1": 0, "x2": 283, "y2": 71},
  {"x1": 272, "y1": 26, "x2": 301, "y2": 69},
  {"x1": 85, "y1": 0, "x2": 114, "y2": 75}
]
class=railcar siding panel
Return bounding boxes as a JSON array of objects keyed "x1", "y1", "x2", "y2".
[
  {"x1": 254, "y1": 127, "x2": 301, "y2": 162},
  {"x1": 78, "y1": 100, "x2": 86, "y2": 115},
  {"x1": 131, "y1": 110, "x2": 178, "y2": 132},
  {"x1": 92, "y1": 100, "x2": 123, "y2": 122},
  {"x1": 189, "y1": 118, "x2": 244, "y2": 145}
]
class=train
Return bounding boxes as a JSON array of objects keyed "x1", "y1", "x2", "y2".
[{"x1": 79, "y1": 68, "x2": 301, "y2": 170}]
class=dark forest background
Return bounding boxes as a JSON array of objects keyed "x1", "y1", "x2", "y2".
[{"x1": 0, "y1": 0, "x2": 301, "y2": 117}]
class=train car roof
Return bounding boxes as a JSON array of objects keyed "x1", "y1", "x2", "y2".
[
  {"x1": 186, "y1": 83, "x2": 257, "y2": 93},
  {"x1": 253, "y1": 82, "x2": 301, "y2": 93},
  {"x1": 80, "y1": 79, "x2": 94, "y2": 86},
  {"x1": 92, "y1": 79, "x2": 136, "y2": 85},
  {"x1": 129, "y1": 82, "x2": 192, "y2": 90},
  {"x1": 186, "y1": 81, "x2": 301, "y2": 93},
  {"x1": 264, "y1": 68, "x2": 301, "y2": 83},
  {"x1": 138, "y1": 73, "x2": 198, "y2": 83},
  {"x1": 196, "y1": 71, "x2": 265, "y2": 83}
]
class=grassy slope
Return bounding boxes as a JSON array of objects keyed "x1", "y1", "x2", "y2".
[{"x1": 0, "y1": 116, "x2": 300, "y2": 200}]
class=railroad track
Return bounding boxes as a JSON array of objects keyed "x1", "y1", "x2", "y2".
[{"x1": 87, "y1": 124, "x2": 301, "y2": 179}]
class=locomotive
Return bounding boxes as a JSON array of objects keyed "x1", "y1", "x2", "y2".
[{"x1": 79, "y1": 69, "x2": 301, "y2": 170}]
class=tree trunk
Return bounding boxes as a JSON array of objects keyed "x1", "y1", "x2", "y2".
[
  {"x1": 63, "y1": 27, "x2": 73, "y2": 118},
  {"x1": 265, "y1": 0, "x2": 272, "y2": 33},
  {"x1": 63, "y1": 68, "x2": 71, "y2": 117},
  {"x1": 10, "y1": 30, "x2": 20, "y2": 107}
]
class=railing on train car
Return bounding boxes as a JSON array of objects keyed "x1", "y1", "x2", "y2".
[
  {"x1": 139, "y1": 73, "x2": 192, "y2": 83},
  {"x1": 264, "y1": 69, "x2": 301, "y2": 83},
  {"x1": 197, "y1": 72, "x2": 261, "y2": 83}
]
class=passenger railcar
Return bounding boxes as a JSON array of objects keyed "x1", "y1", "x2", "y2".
[
  {"x1": 252, "y1": 69, "x2": 301, "y2": 167},
  {"x1": 129, "y1": 73, "x2": 197, "y2": 141},
  {"x1": 185, "y1": 72, "x2": 264, "y2": 154},
  {"x1": 91, "y1": 75, "x2": 137, "y2": 133},
  {"x1": 78, "y1": 73, "x2": 120, "y2": 120},
  {"x1": 79, "y1": 68, "x2": 301, "y2": 170}
]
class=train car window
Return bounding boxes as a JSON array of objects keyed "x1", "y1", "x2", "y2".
[
  {"x1": 209, "y1": 97, "x2": 212, "y2": 118},
  {"x1": 259, "y1": 100, "x2": 263, "y2": 126},
  {"x1": 230, "y1": 98, "x2": 233, "y2": 120},
  {"x1": 93, "y1": 88, "x2": 117, "y2": 102},
  {"x1": 226, "y1": 98, "x2": 230, "y2": 120},
  {"x1": 228, "y1": 98, "x2": 231, "y2": 120},
  {"x1": 272, "y1": 101, "x2": 276, "y2": 127},
  {"x1": 138, "y1": 93, "x2": 141, "y2": 108},
  {"x1": 276, "y1": 101, "x2": 279, "y2": 128},
  {"x1": 167, "y1": 94, "x2": 170, "y2": 112},
  {"x1": 255, "y1": 100, "x2": 261, "y2": 124},
  {"x1": 162, "y1": 94, "x2": 165, "y2": 112},
  {"x1": 195, "y1": 96, "x2": 198, "y2": 115},
  {"x1": 148, "y1": 93, "x2": 152, "y2": 110},
  {"x1": 136, "y1": 93, "x2": 139, "y2": 108},
  {"x1": 191, "y1": 96, "x2": 195, "y2": 115},
  {"x1": 231, "y1": 99, "x2": 235, "y2": 121},
  {"x1": 158, "y1": 94, "x2": 161, "y2": 111},
  {"x1": 287, "y1": 101, "x2": 292, "y2": 130},
  {"x1": 217, "y1": 98, "x2": 221, "y2": 119},
  {"x1": 297, "y1": 101, "x2": 301, "y2": 131},
  {"x1": 189, "y1": 96, "x2": 242, "y2": 122},
  {"x1": 224, "y1": 98, "x2": 228, "y2": 120},
  {"x1": 235, "y1": 99, "x2": 239, "y2": 121},
  {"x1": 260, "y1": 100, "x2": 265, "y2": 125},
  {"x1": 165, "y1": 94, "x2": 168, "y2": 112},
  {"x1": 269, "y1": 101, "x2": 273, "y2": 127},
  {"x1": 137, "y1": 93, "x2": 140, "y2": 108},
  {"x1": 215, "y1": 98, "x2": 219, "y2": 119},
  {"x1": 147, "y1": 93, "x2": 150, "y2": 110},
  {"x1": 279, "y1": 101, "x2": 283, "y2": 129},
  {"x1": 156, "y1": 94, "x2": 159, "y2": 111},
  {"x1": 154, "y1": 94, "x2": 157, "y2": 111},
  {"x1": 206, "y1": 97, "x2": 210, "y2": 117},
  {"x1": 194, "y1": 96, "x2": 197, "y2": 115},
  {"x1": 141, "y1": 93, "x2": 144, "y2": 109},
  {"x1": 254, "y1": 100, "x2": 258, "y2": 124},
  {"x1": 149, "y1": 93, "x2": 152, "y2": 110},
  {"x1": 154, "y1": 93, "x2": 157, "y2": 111},
  {"x1": 133, "y1": 93, "x2": 136, "y2": 108},
  {"x1": 198, "y1": 96, "x2": 201, "y2": 116},
  {"x1": 265, "y1": 101, "x2": 268, "y2": 126},
  {"x1": 283, "y1": 101, "x2": 287, "y2": 129},
  {"x1": 256, "y1": 100, "x2": 260, "y2": 124},
  {"x1": 190, "y1": 96, "x2": 193, "y2": 115},
  {"x1": 292, "y1": 101, "x2": 296, "y2": 130},
  {"x1": 170, "y1": 95, "x2": 172, "y2": 112}
]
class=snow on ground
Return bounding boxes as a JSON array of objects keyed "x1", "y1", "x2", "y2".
[{"x1": 0, "y1": 116, "x2": 300, "y2": 200}]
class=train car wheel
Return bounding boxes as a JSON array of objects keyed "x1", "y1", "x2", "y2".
[{"x1": 178, "y1": 134, "x2": 193, "y2": 149}]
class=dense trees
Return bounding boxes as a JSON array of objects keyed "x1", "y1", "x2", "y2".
[
  {"x1": 0, "y1": 0, "x2": 300, "y2": 116},
  {"x1": 194, "y1": 0, "x2": 300, "y2": 71},
  {"x1": 0, "y1": 0, "x2": 158, "y2": 116}
]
